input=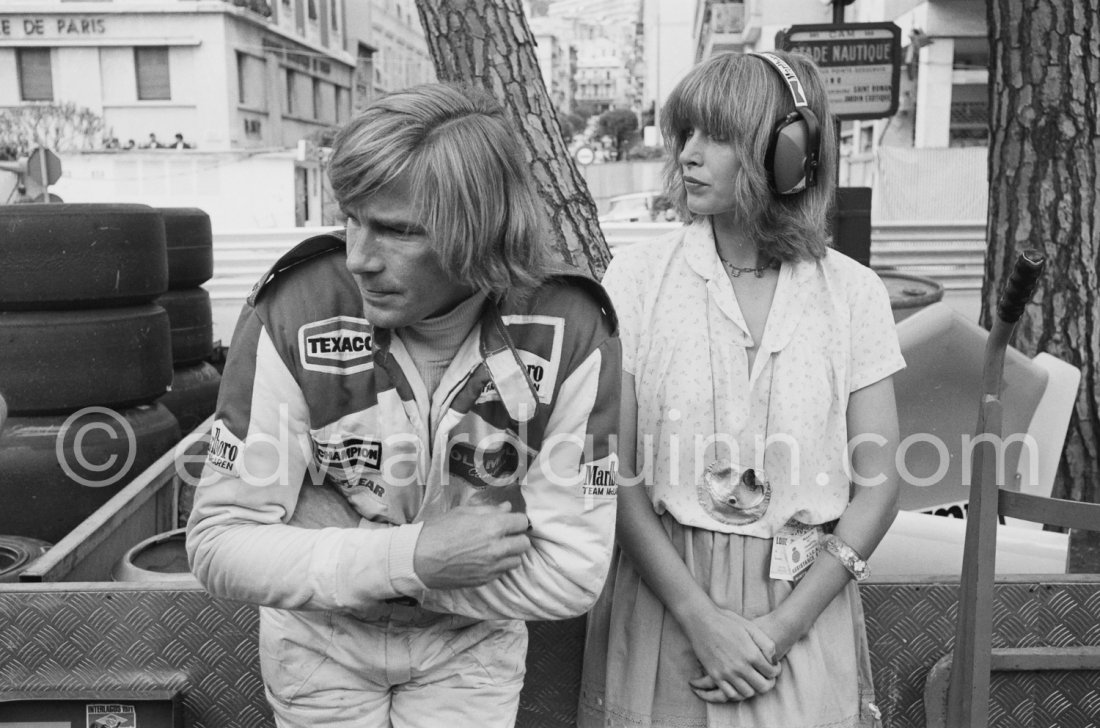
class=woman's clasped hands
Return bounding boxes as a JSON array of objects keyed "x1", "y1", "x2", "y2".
[{"x1": 681, "y1": 600, "x2": 785, "y2": 703}]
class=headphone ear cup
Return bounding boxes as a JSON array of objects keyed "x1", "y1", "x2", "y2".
[{"x1": 766, "y1": 112, "x2": 810, "y2": 195}]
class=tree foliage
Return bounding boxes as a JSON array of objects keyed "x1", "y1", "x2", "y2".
[
  {"x1": 0, "y1": 103, "x2": 108, "y2": 159},
  {"x1": 597, "y1": 108, "x2": 638, "y2": 159},
  {"x1": 557, "y1": 111, "x2": 587, "y2": 141}
]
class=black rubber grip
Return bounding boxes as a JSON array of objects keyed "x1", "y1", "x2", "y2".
[{"x1": 997, "y1": 249, "x2": 1045, "y2": 324}]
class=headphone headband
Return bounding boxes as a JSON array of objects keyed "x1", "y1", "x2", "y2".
[
  {"x1": 750, "y1": 52, "x2": 810, "y2": 110},
  {"x1": 747, "y1": 51, "x2": 821, "y2": 194}
]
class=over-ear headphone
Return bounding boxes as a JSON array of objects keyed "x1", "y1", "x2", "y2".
[{"x1": 749, "y1": 51, "x2": 820, "y2": 195}]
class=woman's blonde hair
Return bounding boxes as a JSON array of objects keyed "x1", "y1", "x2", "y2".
[
  {"x1": 328, "y1": 83, "x2": 552, "y2": 297},
  {"x1": 660, "y1": 50, "x2": 837, "y2": 261}
]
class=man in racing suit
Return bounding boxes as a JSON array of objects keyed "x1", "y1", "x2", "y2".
[{"x1": 186, "y1": 84, "x2": 620, "y2": 727}]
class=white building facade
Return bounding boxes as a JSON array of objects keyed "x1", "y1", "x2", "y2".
[
  {"x1": 0, "y1": 0, "x2": 436, "y2": 228},
  {"x1": 681, "y1": 0, "x2": 990, "y2": 222},
  {"x1": 0, "y1": 0, "x2": 355, "y2": 151}
]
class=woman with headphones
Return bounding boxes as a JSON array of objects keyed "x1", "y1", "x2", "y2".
[{"x1": 579, "y1": 50, "x2": 903, "y2": 727}]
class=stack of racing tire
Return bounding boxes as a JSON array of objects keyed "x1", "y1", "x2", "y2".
[
  {"x1": 0, "y1": 203, "x2": 181, "y2": 546},
  {"x1": 153, "y1": 207, "x2": 222, "y2": 436}
]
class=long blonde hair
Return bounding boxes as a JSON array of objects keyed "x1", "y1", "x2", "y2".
[
  {"x1": 661, "y1": 51, "x2": 837, "y2": 261},
  {"x1": 328, "y1": 83, "x2": 552, "y2": 297}
]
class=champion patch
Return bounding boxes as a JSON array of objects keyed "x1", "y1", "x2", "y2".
[
  {"x1": 314, "y1": 436, "x2": 383, "y2": 472},
  {"x1": 299, "y1": 316, "x2": 374, "y2": 374}
]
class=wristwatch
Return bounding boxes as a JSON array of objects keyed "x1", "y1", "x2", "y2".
[{"x1": 821, "y1": 534, "x2": 870, "y2": 582}]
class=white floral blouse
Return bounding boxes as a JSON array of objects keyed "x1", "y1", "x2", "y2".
[{"x1": 602, "y1": 220, "x2": 906, "y2": 538}]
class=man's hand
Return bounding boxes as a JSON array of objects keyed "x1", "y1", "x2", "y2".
[{"x1": 414, "y1": 503, "x2": 532, "y2": 589}]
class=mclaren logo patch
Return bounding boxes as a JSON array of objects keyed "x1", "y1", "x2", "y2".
[
  {"x1": 206, "y1": 419, "x2": 243, "y2": 476},
  {"x1": 299, "y1": 316, "x2": 374, "y2": 374},
  {"x1": 475, "y1": 315, "x2": 564, "y2": 405},
  {"x1": 580, "y1": 454, "x2": 618, "y2": 499}
]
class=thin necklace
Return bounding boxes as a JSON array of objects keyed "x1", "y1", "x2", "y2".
[{"x1": 717, "y1": 254, "x2": 778, "y2": 278}]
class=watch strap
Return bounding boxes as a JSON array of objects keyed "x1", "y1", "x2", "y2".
[{"x1": 821, "y1": 533, "x2": 870, "y2": 582}]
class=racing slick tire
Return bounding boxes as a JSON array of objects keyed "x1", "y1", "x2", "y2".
[
  {"x1": 0, "y1": 203, "x2": 168, "y2": 309},
  {"x1": 157, "y1": 361, "x2": 221, "y2": 436},
  {"x1": 155, "y1": 288, "x2": 214, "y2": 365},
  {"x1": 0, "y1": 403, "x2": 180, "y2": 543},
  {"x1": 158, "y1": 207, "x2": 214, "y2": 289},
  {"x1": 0, "y1": 305, "x2": 173, "y2": 414}
]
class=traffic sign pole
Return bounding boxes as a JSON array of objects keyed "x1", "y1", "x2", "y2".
[
  {"x1": 37, "y1": 150, "x2": 48, "y2": 204},
  {"x1": 832, "y1": 1, "x2": 844, "y2": 195},
  {"x1": 779, "y1": 17, "x2": 900, "y2": 261}
]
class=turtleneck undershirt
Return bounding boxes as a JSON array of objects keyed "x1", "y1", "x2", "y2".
[{"x1": 395, "y1": 290, "x2": 487, "y2": 400}]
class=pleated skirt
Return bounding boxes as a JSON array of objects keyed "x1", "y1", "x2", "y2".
[{"x1": 578, "y1": 512, "x2": 881, "y2": 728}]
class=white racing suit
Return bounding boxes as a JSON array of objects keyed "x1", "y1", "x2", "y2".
[{"x1": 186, "y1": 234, "x2": 620, "y2": 727}]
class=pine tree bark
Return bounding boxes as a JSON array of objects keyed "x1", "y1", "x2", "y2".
[
  {"x1": 984, "y1": 0, "x2": 1100, "y2": 504},
  {"x1": 413, "y1": 0, "x2": 611, "y2": 277}
]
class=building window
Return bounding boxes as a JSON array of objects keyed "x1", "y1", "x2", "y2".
[
  {"x1": 286, "y1": 69, "x2": 296, "y2": 115},
  {"x1": 17, "y1": 48, "x2": 53, "y2": 101},
  {"x1": 237, "y1": 53, "x2": 246, "y2": 104},
  {"x1": 950, "y1": 97, "x2": 989, "y2": 147},
  {"x1": 335, "y1": 86, "x2": 348, "y2": 123},
  {"x1": 237, "y1": 52, "x2": 267, "y2": 109},
  {"x1": 135, "y1": 47, "x2": 171, "y2": 100},
  {"x1": 331, "y1": 0, "x2": 339, "y2": 30},
  {"x1": 312, "y1": 77, "x2": 322, "y2": 120}
]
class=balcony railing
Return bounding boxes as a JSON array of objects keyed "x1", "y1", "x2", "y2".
[{"x1": 225, "y1": 0, "x2": 273, "y2": 18}]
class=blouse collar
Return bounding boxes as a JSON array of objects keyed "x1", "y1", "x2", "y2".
[{"x1": 683, "y1": 218, "x2": 815, "y2": 356}]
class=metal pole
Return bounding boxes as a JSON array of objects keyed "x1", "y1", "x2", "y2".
[
  {"x1": 832, "y1": 2, "x2": 844, "y2": 241},
  {"x1": 37, "y1": 150, "x2": 49, "y2": 204}
]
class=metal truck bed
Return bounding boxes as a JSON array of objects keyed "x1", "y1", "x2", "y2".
[{"x1": 2, "y1": 424, "x2": 1098, "y2": 727}]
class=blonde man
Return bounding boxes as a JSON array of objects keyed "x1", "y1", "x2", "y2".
[{"x1": 187, "y1": 84, "x2": 621, "y2": 727}]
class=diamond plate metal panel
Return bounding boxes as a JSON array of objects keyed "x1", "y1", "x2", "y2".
[
  {"x1": 518, "y1": 617, "x2": 586, "y2": 728},
  {"x1": 5, "y1": 580, "x2": 1098, "y2": 727},
  {"x1": 863, "y1": 579, "x2": 1100, "y2": 728},
  {"x1": 0, "y1": 586, "x2": 589, "y2": 728},
  {"x1": 0, "y1": 586, "x2": 272, "y2": 728}
]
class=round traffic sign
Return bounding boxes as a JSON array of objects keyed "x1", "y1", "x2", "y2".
[{"x1": 574, "y1": 146, "x2": 595, "y2": 166}]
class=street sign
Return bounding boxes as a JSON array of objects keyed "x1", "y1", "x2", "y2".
[
  {"x1": 778, "y1": 22, "x2": 901, "y2": 121},
  {"x1": 27, "y1": 147, "x2": 62, "y2": 186},
  {"x1": 574, "y1": 146, "x2": 595, "y2": 166}
]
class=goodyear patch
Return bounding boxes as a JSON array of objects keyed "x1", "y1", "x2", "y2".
[
  {"x1": 87, "y1": 703, "x2": 136, "y2": 728},
  {"x1": 206, "y1": 419, "x2": 243, "y2": 476},
  {"x1": 298, "y1": 316, "x2": 374, "y2": 374}
]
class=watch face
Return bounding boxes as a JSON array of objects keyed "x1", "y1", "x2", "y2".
[{"x1": 854, "y1": 562, "x2": 870, "y2": 581}]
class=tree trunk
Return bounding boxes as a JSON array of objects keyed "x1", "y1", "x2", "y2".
[
  {"x1": 413, "y1": 0, "x2": 611, "y2": 278},
  {"x1": 984, "y1": 0, "x2": 1100, "y2": 504}
]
